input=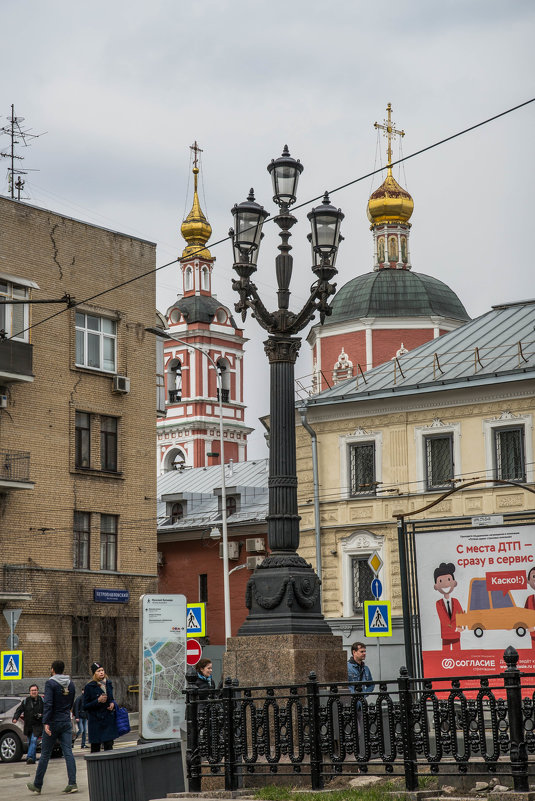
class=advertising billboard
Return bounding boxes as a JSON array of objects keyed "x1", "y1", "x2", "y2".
[{"x1": 414, "y1": 523, "x2": 535, "y2": 678}]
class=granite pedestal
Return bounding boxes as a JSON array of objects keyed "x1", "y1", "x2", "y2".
[{"x1": 222, "y1": 632, "x2": 348, "y2": 686}]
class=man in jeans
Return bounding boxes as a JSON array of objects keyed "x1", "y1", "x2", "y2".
[
  {"x1": 12, "y1": 684, "x2": 43, "y2": 764},
  {"x1": 27, "y1": 659, "x2": 77, "y2": 795}
]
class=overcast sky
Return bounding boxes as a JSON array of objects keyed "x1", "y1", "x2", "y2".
[{"x1": 2, "y1": 0, "x2": 534, "y2": 458}]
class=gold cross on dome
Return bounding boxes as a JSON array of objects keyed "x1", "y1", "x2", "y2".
[
  {"x1": 374, "y1": 103, "x2": 405, "y2": 172},
  {"x1": 190, "y1": 140, "x2": 203, "y2": 169}
]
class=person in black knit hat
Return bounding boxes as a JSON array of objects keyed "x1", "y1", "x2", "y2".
[{"x1": 83, "y1": 661, "x2": 117, "y2": 752}]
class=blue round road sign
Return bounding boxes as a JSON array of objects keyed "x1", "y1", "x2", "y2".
[{"x1": 371, "y1": 578, "x2": 382, "y2": 600}]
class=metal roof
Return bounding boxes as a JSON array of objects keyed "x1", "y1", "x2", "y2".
[
  {"x1": 306, "y1": 300, "x2": 535, "y2": 406},
  {"x1": 157, "y1": 458, "x2": 268, "y2": 531}
]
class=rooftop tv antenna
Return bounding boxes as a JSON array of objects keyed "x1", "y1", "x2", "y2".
[{"x1": 0, "y1": 104, "x2": 46, "y2": 200}]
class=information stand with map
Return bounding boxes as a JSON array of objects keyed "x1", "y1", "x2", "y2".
[{"x1": 139, "y1": 594, "x2": 187, "y2": 740}]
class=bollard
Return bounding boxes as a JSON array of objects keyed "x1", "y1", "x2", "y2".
[{"x1": 503, "y1": 646, "x2": 529, "y2": 793}]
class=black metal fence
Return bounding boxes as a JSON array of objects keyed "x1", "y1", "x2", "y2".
[
  {"x1": 186, "y1": 646, "x2": 535, "y2": 792},
  {"x1": 0, "y1": 448, "x2": 30, "y2": 482}
]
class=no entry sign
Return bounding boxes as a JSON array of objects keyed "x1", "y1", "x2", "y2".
[{"x1": 186, "y1": 638, "x2": 202, "y2": 666}]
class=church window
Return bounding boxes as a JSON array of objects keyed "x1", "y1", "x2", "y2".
[
  {"x1": 201, "y1": 266, "x2": 210, "y2": 291},
  {"x1": 332, "y1": 348, "x2": 353, "y2": 384},
  {"x1": 185, "y1": 266, "x2": 193, "y2": 291},
  {"x1": 217, "y1": 357, "x2": 231, "y2": 402},
  {"x1": 167, "y1": 359, "x2": 182, "y2": 403}
]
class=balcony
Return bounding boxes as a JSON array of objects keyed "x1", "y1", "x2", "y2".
[
  {"x1": 0, "y1": 563, "x2": 31, "y2": 602},
  {"x1": 0, "y1": 449, "x2": 34, "y2": 490},
  {"x1": 0, "y1": 340, "x2": 34, "y2": 383},
  {"x1": 217, "y1": 388, "x2": 230, "y2": 403}
]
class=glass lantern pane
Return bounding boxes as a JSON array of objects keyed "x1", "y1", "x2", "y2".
[{"x1": 274, "y1": 165, "x2": 297, "y2": 199}]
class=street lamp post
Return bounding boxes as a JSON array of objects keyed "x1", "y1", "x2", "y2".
[
  {"x1": 229, "y1": 146, "x2": 344, "y2": 636},
  {"x1": 146, "y1": 327, "x2": 232, "y2": 642}
]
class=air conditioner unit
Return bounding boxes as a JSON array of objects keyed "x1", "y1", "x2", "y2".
[
  {"x1": 112, "y1": 375, "x2": 130, "y2": 394},
  {"x1": 0, "y1": 395, "x2": 7, "y2": 409},
  {"x1": 157, "y1": 551, "x2": 165, "y2": 566},
  {"x1": 219, "y1": 541, "x2": 240, "y2": 561},
  {"x1": 247, "y1": 555, "x2": 264, "y2": 570},
  {"x1": 246, "y1": 537, "x2": 265, "y2": 553}
]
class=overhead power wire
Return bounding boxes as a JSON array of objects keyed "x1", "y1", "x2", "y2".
[{"x1": 6, "y1": 96, "x2": 535, "y2": 344}]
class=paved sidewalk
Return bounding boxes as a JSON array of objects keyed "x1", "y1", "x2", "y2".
[{"x1": 0, "y1": 730, "x2": 139, "y2": 801}]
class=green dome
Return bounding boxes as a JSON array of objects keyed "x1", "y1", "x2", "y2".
[{"x1": 329, "y1": 270, "x2": 470, "y2": 323}]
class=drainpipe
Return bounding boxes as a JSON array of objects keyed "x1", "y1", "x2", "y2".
[{"x1": 299, "y1": 403, "x2": 322, "y2": 604}]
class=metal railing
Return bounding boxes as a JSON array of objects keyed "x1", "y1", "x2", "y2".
[
  {"x1": 216, "y1": 388, "x2": 230, "y2": 403},
  {"x1": 186, "y1": 646, "x2": 534, "y2": 792},
  {"x1": 0, "y1": 449, "x2": 30, "y2": 482}
]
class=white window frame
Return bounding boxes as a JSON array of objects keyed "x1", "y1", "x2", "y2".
[
  {"x1": 0, "y1": 279, "x2": 31, "y2": 342},
  {"x1": 339, "y1": 429, "x2": 382, "y2": 499},
  {"x1": 340, "y1": 530, "x2": 384, "y2": 618},
  {"x1": 482, "y1": 412, "x2": 533, "y2": 483},
  {"x1": 415, "y1": 420, "x2": 461, "y2": 493},
  {"x1": 75, "y1": 311, "x2": 117, "y2": 373}
]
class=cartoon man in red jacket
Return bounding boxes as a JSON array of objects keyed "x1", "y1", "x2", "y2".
[
  {"x1": 434, "y1": 562, "x2": 464, "y2": 651},
  {"x1": 525, "y1": 566, "x2": 535, "y2": 647}
]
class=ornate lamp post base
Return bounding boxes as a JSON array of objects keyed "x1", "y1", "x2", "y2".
[{"x1": 238, "y1": 562, "x2": 332, "y2": 636}]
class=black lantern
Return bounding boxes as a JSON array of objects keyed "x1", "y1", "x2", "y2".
[
  {"x1": 231, "y1": 189, "x2": 269, "y2": 266},
  {"x1": 307, "y1": 191, "x2": 344, "y2": 264},
  {"x1": 267, "y1": 145, "x2": 303, "y2": 208}
]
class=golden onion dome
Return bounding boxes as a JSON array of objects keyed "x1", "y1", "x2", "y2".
[
  {"x1": 180, "y1": 167, "x2": 213, "y2": 259},
  {"x1": 367, "y1": 170, "x2": 414, "y2": 225}
]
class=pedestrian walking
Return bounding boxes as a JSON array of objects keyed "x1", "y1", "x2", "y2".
[
  {"x1": 83, "y1": 661, "x2": 117, "y2": 752},
  {"x1": 12, "y1": 684, "x2": 43, "y2": 765},
  {"x1": 186, "y1": 658, "x2": 216, "y2": 692},
  {"x1": 347, "y1": 642, "x2": 374, "y2": 694},
  {"x1": 73, "y1": 689, "x2": 88, "y2": 748},
  {"x1": 27, "y1": 659, "x2": 77, "y2": 795}
]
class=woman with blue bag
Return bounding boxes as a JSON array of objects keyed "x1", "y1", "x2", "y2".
[{"x1": 83, "y1": 661, "x2": 117, "y2": 752}]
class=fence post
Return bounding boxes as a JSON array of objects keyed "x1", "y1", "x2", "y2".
[
  {"x1": 398, "y1": 666, "x2": 418, "y2": 792},
  {"x1": 222, "y1": 676, "x2": 238, "y2": 791},
  {"x1": 504, "y1": 646, "x2": 529, "y2": 793},
  {"x1": 306, "y1": 671, "x2": 324, "y2": 790},
  {"x1": 186, "y1": 686, "x2": 202, "y2": 792}
]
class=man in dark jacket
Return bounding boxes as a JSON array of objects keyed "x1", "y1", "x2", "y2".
[
  {"x1": 347, "y1": 642, "x2": 374, "y2": 694},
  {"x1": 12, "y1": 684, "x2": 43, "y2": 764},
  {"x1": 27, "y1": 659, "x2": 77, "y2": 795},
  {"x1": 73, "y1": 689, "x2": 88, "y2": 748}
]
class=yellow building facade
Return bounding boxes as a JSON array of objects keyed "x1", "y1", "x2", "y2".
[{"x1": 296, "y1": 301, "x2": 535, "y2": 675}]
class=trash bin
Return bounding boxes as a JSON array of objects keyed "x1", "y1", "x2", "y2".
[{"x1": 85, "y1": 740, "x2": 184, "y2": 801}]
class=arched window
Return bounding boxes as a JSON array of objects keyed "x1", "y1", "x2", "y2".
[
  {"x1": 163, "y1": 447, "x2": 187, "y2": 473},
  {"x1": 201, "y1": 266, "x2": 210, "y2": 291},
  {"x1": 226, "y1": 496, "x2": 237, "y2": 517},
  {"x1": 217, "y1": 357, "x2": 231, "y2": 403},
  {"x1": 185, "y1": 266, "x2": 193, "y2": 291},
  {"x1": 167, "y1": 358, "x2": 182, "y2": 403},
  {"x1": 170, "y1": 502, "x2": 184, "y2": 522}
]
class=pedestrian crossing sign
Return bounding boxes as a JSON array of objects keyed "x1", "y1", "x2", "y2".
[
  {"x1": 186, "y1": 603, "x2": 206, "y2": 638},
  {"x1": 364, "y1": 601, "x2": 392, "y2": 637},
  {"x1": 1, "y1": 650, "x2": 23, "y2": 680}
]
